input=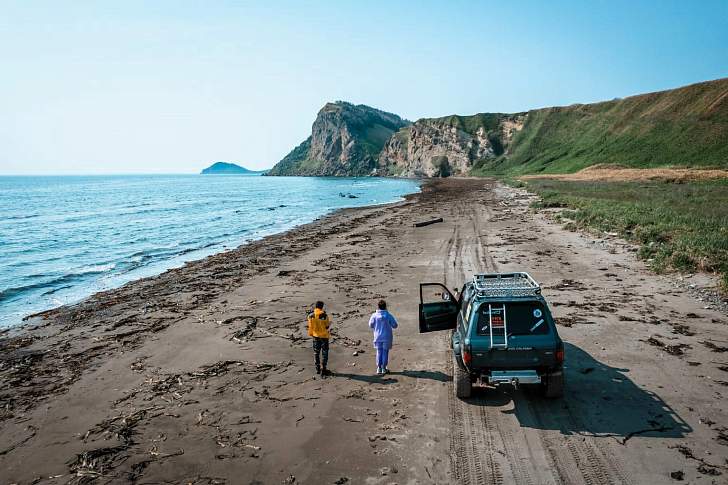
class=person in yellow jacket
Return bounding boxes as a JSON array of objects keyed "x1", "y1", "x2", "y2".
[{"x1": 308, "y1": 301, "x2": 332, "y2": 376}]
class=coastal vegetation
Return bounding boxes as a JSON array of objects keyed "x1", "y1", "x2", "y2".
[{"x1": 526, "y1": 178, "x2": 728, "y2": 291}]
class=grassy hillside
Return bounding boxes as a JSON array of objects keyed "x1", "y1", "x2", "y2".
[
  {"x1": 433, "y1": 113, "x2": 515, "y2": 135},
  {"x1": 472, "y1": 78, "x2": 728, "y2": 176},
  {"x1": 267, "y1": 137, "x2": 311, "y2": 176}
]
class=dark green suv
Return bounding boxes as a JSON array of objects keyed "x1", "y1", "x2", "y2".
[{"x1": 419, "y1": 272, "x2": 564, "y2": 399}]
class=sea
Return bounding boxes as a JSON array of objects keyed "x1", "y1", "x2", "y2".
[{"x1": 0, "y1": 174, "x2": 420, "y2": 328}]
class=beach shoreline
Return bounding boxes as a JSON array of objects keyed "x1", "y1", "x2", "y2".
[
  {"x1": 0, "y1": 174, "x2": 421, "y2": 330},
  {"x1": 2, "y1": 178, "x2": 727, "y2": 484},
  {"x1": 8, "y1": 182, "x2": 420, "y2": 336}
]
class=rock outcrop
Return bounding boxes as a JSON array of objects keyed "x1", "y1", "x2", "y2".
[
  {"x1": 267, "y1": 102, "x2": 410, "y2": 176},
  {"x1": 378, "y1": 113, "x2": 526, "y2": 177}
]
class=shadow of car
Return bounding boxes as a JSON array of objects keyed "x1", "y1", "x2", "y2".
[{"x1": 463, "y1": 342, "x2": 691, "y2": 440}]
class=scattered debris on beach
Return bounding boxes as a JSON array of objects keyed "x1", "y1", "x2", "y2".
[
  {"x1": 413, "y1": 217, "x2": 443, "y2": 227},
  {"x1": 644, "y1": 336, "x2": 691, "y2": 356},
  {"x1": 2, "y1": 178, "x2": 728, "y2": 484}
]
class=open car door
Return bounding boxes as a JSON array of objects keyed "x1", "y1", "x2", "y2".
[{"x1": 419, "y1": 283, "x2": 458, "y2": 333}]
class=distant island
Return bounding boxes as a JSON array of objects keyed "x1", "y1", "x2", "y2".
[{"x1": 201, "y1": 162, "x2": 266, "y2": 175}]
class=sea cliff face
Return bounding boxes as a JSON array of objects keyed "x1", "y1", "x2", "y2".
[
  {"x1": 267, "y1": 102, "x2": 410, "y2": 176},
  {"x1": 269, "y1": 77, "x2": 728, "y2": 177},
  {"x1": 378, "y1": 114, "x2": 525, "y2": 177}
]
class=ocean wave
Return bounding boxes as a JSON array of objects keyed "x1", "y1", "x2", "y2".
[
  {"x1": 116, "y1": 241, "x2": 221, "y2": 274},
  {"x1": 41, "y1": 284, "x2": 73, "y2": 296},
  {"x1": 0, "y1": 282, "x2": 51, "y2": 302},
  {"x1": 2, "y1": 213, "x2": 40, "y2": 221},
  {"x1": 176, "y1": 241, "x2": 220, "y2": 256},
  {"x1": 52, "y1": 205, "x2": 178, "y2": 224},
  {"x1": 77, "y1": 263, "x2": 116, "y2": 273},
  {"x1": 0, "y1": 264, "x2": 116, "y2": 303}
]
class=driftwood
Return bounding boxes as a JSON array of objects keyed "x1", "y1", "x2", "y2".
[{"x1": 413, "y1": 218, "x2": 443, "y2": 228}]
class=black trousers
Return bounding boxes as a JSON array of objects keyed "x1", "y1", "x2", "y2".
[{"x1": 312, "y1": 337, "x2": 329, "y2": 369}]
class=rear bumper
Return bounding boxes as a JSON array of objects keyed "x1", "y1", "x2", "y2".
[{"x1": 487, "y1": 370, "x2": 541, "y2": 385}]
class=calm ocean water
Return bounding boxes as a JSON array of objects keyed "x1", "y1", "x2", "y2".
[{"x1": 0, "y1": 175, "x2": 419, "y2": 328}]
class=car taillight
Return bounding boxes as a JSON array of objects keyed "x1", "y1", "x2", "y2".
[
  {"x1": 462, "y1": 349, "x2": 472, "y2": 365},
  {"x1": 555, "y1": 348, "x2": 564, "y2": 363}
]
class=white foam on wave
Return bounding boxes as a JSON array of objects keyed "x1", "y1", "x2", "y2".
[{"x1": 77, "y1": 263, "x2": 116, "y2": 274}]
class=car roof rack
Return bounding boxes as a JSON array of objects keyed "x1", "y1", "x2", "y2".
[{"x1": 472, "y1": 272, "x2": 541, "y2": 298}]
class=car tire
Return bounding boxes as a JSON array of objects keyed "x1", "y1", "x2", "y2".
[
  {"x1": 542, "y1": 371, "x2": 564, "y2": 398},
  {"x1": 453, "y1": 356, "x2": 472, "y2": 399}
]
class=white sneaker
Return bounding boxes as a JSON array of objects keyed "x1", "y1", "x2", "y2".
[
  {"x1": 383, "y1": 367, "x2": 390, "y2": 374},
  {"x1": 376, "y1": 367, "x2": 383, "y2": 375}
]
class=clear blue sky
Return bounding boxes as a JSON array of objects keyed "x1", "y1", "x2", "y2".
[{"x1": 1, "y1": 0, "x2": 726, "y2": 174}]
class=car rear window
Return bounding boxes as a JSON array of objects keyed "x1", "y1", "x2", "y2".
[{"x1": 476, "y1": 301, "x2": 549, "y2": 336}]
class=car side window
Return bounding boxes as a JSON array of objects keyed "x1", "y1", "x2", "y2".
[
  {"x1": 464, "y1": 301, "x2": 475, "y2": 329},
  {"x1": 460, "y1": 284, "x2": 474, "y2": 310}
]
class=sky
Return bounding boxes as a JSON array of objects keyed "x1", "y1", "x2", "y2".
[{"x1": 1, "y1": 1, "x2": 727, "y2": 175}]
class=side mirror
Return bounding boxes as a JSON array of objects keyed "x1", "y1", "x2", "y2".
[{"x1": 441, "y1": 292, "x2": 451, "y2": 302}]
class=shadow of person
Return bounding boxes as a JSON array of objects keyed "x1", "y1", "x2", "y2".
[
  {"x1": 333, "y1": 372, "x2": 399, "y2": 385},
  {"x1": 333, "y1": 369, "x2": 451, "y2": 384},
  {"x1": 388, "y1": 370, "x2": 451, "y2": 382},
  {"x1": 465, "y1": 342, "x2": 692, "y2": 441}
]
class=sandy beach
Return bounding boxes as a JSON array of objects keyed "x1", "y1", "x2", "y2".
[{"x1": 2, "y1": 178, "x2": 727, "y2": 484}]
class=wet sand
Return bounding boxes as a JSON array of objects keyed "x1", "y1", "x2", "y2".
[{"x1": 1, "y1": 178, "x2": 727, "y2": 484}]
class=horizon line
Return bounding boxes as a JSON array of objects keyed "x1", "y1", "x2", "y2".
[{"x1": 0, "y1": 169, "x2": 274, "y2": 176}]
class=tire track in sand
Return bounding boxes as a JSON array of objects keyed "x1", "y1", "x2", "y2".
[
  {"x1": 479, "y1": 397, "x2": 538, "y2": 485},
  {"x1": 445, "y1": 184, "x2": 630, "y2": 484},
  {"x1": 527, "y1": 400, "x2": 632, "y2": 485},
  {"x1": 448, "y1": 360, "x2": 503, "y2": 485},
  {"x1": 446, "y1": 196, "x2": 504, "y2": 484}
]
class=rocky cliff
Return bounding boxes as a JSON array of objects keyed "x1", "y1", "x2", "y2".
[
  {"x1": 270, "y1": 77, "x2": 728, "y2": 177},
  {"x1": 378, "y1": 113, "x2": 526, "y2": 177},
  {"x1": 267, "y1": 102, "x2": 410, "y2": 176}
]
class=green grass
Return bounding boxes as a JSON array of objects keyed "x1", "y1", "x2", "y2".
[
  {"x1": 499, "y1": 177, "x2": 526, "y2": 188},
  {"x1": 436, "y1": 113, "x2": 514, "y2": 135},
  {"x1": 393, "y1": 126, "x2": 411, "y2": 148},
  {"x1": 525, "y1": 178, "x2": 728, "y2": 292},
  {"x1": 266, "y1": 137, "x2": 312, "y2": 175},
  {"x1": 359, "y1": 123, "x2": 400, "y2": 159},
  {"x1": 472, "y1": 78, "x2": 728, "y2": 176}
]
